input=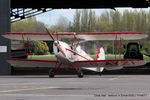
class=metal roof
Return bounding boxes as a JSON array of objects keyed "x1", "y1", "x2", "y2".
[{"x1": 11, "y1": 0, "x2": 150, "y2": 8}]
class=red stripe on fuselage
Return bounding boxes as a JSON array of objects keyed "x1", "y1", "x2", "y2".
[{"x1": 65, "y1": 48, "x2": 90, "y2": 61}]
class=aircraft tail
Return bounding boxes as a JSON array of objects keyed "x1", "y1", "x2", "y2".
[
  {"x1": 82, "y1": 47, "x2": 105, "y2": 73},
  {"x1": 96, "y1": 46, "x2": 105, "y2": 60},
  {"x1": 96, "y1": 46, "x2": 105, "y2": 73}
]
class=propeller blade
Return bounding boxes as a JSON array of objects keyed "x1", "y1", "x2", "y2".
[
  {"x1": 56, "y1": 43, "x2": 66, "y2": 57},
  {"x1": 45, "y1": 27, "x2": 56, "y2": 41},
  {"x1": 45, "y1": 27, "x2": 66, "y2": 57}
]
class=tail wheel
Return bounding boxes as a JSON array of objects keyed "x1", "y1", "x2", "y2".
[
  {"x1": 77, "y1": 69, "x2": 84, "y2": 78},
  {"x1": 99, "y1": 72, "x2": 102, "y2": 76},
  {"x1": 49, "y1": 69, "x2": 54, "y2": 78}
]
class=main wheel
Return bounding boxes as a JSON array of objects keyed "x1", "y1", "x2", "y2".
[
  {"x1": 77, "y1": 69, "x2": 84, "y2": 78},
  {"x1": 49, "y1": 69, "x2": 54, "y2": 78},
  {"x1": 10, "y1": 66, "x2": 15, "y2": 75}
]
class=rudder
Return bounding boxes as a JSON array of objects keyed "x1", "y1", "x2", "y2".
[{"x1": 96, "y1": 46, "x2": 105, "y2": 60}]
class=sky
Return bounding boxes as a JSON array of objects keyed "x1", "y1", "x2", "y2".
[{"x1": 35, "y1": 8, "x2": 150, "y2": 27}]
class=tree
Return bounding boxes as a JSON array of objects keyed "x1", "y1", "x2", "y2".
[
  {"x1": 25, "y1": 41, "x2": 49, "y2": 55},
  {"x1": 73, "y1": 9, "x2": 96, "y2": 32},
  {"x1": 134, "y1": 11, "x2": 141, "y2": 32},
  {"x1": 91, "y1": 44, "x2": 97, "y2": 55},
  {"x1": 11, "y1": 17, "x2": 46, "y2": 32},
  {"x1": 11, "y1": 17, "x2": 50, "y2": 55},
  {"x1": 96, "y1": 11, "x2": 112, "y2": 32},
  {"x1": 110, "y1": 10, "x2": 121, "y2": 31},
  {"x1": 147, "y1": 10, "x2": 150, "y2": 40},
  {"x1": 107, "y1": 43, "x2": 113, "y2": 54},
  {"x1": 140, "y1": 10, "x2": 147, "y2": 33},
  {"x1": 73, "y1": 9, "x2": 81, "y2": 32},
  {"x1": 88, "y1": 10, "x2": 96, "y2": 32},
  {"x1": 56, "y1": 16, "x2": 69, "y2": 32},
  {"x1": 121, "y1": 10, "x2": 135, "y2": 31},
  {"x1": 11, "y1": 9, "x2": 150, "y2": 55},
  {"x1": 81, "y1": 9, "x2": 89, "y2": 32}
]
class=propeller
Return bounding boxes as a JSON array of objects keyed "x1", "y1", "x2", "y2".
[{"x1": 45, "y1": 28, "x2": 66, "y2": 57}]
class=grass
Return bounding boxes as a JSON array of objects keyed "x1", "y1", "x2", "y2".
[
  {"x1": 28, "y1": 55, "x2": 57, "y2": 60},
  {"x1": 28, "y1": 54, "x2": 150, "y2": 62},
  {"x1": 90, "y1": 54, "x2": 123, "y2": 60}
]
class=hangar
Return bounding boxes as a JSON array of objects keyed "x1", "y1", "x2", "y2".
[{"x1": 0, "y1": 0, "x2": 150, "y2": 75}]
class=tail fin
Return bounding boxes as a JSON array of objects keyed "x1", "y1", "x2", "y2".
[{"x1": 96, "y1": 46, "x2": 105, "y2": 60}]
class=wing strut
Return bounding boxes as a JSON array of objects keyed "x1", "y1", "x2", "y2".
[
  {"x1": 21, "y1": 35, "x2": 32, "y2": 59},
  {"x1": 71, "y1": 35, "x2": 76, "y2": 49},
  {"x1": 119, "y1": 37, "x2": 122, "y2": 59},
  {"x1": 70, "y1": 35, "x2": 80, "y2": 51},
  {"x1": 115, "y1": 35, "x2": 117, "y2": 59},
  {"x1": 27, "y1": 37, "x2": 32, "y2": 59},
  {"x1": 114, "y1": 35, "x2": 122, "y2": 59},
  {"x1": 74, "y1": 38, "x2": 80, "y2": 51},
  {"x1": 22, "y1": 35, "x2": 28, "y2": 57}
]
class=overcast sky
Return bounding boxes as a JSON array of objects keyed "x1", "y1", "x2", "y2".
[{"x1": 35, "y1": 8, "x2": 150, "y2": 26}]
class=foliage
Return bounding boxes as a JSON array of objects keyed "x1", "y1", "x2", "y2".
[
  {"x1": 11, "y1": 9, "x2": 150, "y2": 55},
  {"x1": 73, "y1": 9, "x2": 81, "y2": 32},
  {"x1": 91, "y1": 44, "x2": 97, "y2": 55},
  {"x1": 70, "y1": 9, "x2": 150, "y2": 54},
  {"x1": 11, "y1": 17, "x2": 49, "y2": 55},
  {"x1": 25, "y1": 41, "x2": 49, "y2": 55},
  {"x1": 107, "y1": 43, "x2": 113, "y2": 54},
  {"x1": 11, "y1": 17, "x2": 46, "y2": 32},
  {"x1": 45, "y1": 41, "x2": 53, "y2": 53}
]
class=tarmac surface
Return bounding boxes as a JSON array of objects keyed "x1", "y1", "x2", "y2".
[{"x1": 0, "y1": 75, "x2": 150, "y2": 100}]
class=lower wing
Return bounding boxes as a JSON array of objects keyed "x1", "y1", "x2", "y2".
[
  {"x1": 74, "y1": 59, "x2": 146, "y2": 70},
  {"x1": 7, "y1": 58, "x2": 59, "y2": 68},
  {"x1": 8, "y1": 58, "x2": 146, "y2": 70}
]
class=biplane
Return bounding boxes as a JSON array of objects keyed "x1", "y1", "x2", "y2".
[{"x1": 2, "y1": 30, "x2": 148, "y2": 78}]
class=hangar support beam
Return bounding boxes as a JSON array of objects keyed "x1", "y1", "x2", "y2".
[{"x1": 0, "y1": 0, "x2": 11, "y2": 75}]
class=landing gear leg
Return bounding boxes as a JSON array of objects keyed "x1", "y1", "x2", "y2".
[
  {"x1": 77, "y1": 68, "x2": 84, "y2": 78},
  {"x1": 49, "y1": 63, "x2": 62, "y2": 78},
  {"x1": 49, "y1": 69, "x2": 54, "y2": 78},
  {"x1": 71, "y1": 63, "x2": 84, "y2": 78},
  {"x1": 97, "y1": 67, "x2": 104, "y2": 76}
]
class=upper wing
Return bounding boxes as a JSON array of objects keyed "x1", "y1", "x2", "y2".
[
  {"x1": 2, "y1": 32, "x2": 148, "y2": 40},
  {"x1": 74, "y1": 59, "x2": 146, "y2": 70}
]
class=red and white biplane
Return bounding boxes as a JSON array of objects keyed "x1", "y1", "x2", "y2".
[{"x1": 2, "y1": 30, "x2": 148, "y2": 78}]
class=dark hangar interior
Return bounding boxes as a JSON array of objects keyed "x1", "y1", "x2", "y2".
[
  {"x1": 10, "y1": 0, "x2": 150, "y2": 23},
  {"x1": 11, "y1": 0, "x2": 150, "y2": 8}
]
